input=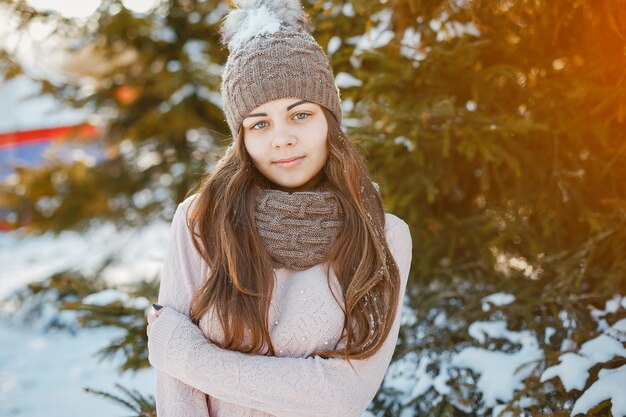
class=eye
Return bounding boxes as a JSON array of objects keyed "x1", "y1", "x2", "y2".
[
  {"x1": 250, "y1": 121, "x2": 269, "y2": 130},
  {"x1": 293, "y1": 112, "x2": 310, "y2": 121}
]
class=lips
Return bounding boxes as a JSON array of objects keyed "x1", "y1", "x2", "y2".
[
  {"x1": 273, "y1": 156, "x2": 305, "y2": 168},
  {"x1": 274, "y1": 156, "x2": 303, "y2": 163}
]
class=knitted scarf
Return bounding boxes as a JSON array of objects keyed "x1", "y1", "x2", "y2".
[{"x1": 254, "y1": 186, "x2": 344, "y2": 270}]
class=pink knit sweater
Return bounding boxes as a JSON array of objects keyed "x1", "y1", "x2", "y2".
[{"x1": 148, "y1": 194, "x2": 413, "y2": 417}]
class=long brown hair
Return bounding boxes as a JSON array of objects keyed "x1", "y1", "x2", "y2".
[{"x1": 187, "y1": 107, "x2": 400, "y2": 360}]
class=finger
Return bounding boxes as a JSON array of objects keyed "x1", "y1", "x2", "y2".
[{"x1": 147, "y1": 310, "x2": 156, "y2": 325}]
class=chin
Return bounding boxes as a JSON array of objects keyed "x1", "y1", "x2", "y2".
[
  {"x1": 273, "y1": 178, "x2": 313, "y2": 192},
  {"x1": 277, "y1": 183, "x2": 308, "y2": 191}
]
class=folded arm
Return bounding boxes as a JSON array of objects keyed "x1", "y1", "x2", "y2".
[
  {"x1": 153, "y1": 197, "x2": 212, "y2": 417},
  {"x1": 148, "y1": 216, "x2": 412, "y2": 417}
]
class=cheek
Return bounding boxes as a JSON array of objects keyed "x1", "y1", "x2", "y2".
[
  {"x1": 315, "y1": 132, "x2": 329, "y2": 162},
  {"x1": 243, "y1": 137, "x2": 264, "y2": 165},
  {"x1": 314, "y1": 121, "x2": 329, "y2": 159}
]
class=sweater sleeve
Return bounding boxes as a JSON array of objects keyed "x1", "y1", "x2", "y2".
[
  {"x1": 148, "y1": 215, "x2": 413, "y2": 417},
  {"x1": 153, "y1": 196, "x2": 211, "y2": 417}
]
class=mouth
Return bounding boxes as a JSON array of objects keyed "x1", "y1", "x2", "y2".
[{"x1": 273, "y1": 156, "x2": 305, "y2": 167}]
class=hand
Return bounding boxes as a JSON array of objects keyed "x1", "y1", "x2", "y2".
[{"x1": 146, "y1": 304, "x2": 163, "y2": 337}]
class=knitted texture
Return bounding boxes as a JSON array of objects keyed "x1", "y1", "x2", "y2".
[
  {"x1": 149, "y1": 194, "x2": 413, "y2": 417},
  {"x1": 220, "y1": 1, "x2": 342, "y2": 137},
  {"x1": 255, "y1": 187, "x2": 343, "y2": 269}
]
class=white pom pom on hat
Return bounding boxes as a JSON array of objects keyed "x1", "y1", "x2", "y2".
[{"x1": 220, "y1": 0, "x2": 313, "y2": 51}]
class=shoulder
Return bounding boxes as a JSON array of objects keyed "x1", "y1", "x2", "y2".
[
  {"x1": 178, "y1": 193, "x2": 200, "y2": 214},
  {"x1": 384, "y1": 213, "x2": 411, "y2": 244},
  {"x1": 171, "y1": 193, "x2": 200, "y2": 224},
  {"x1": 383, "y1": 213, "x2": 412, "y2": 279},
  {"x1": 165, "y1": 193, "x2": 201, "y2": 240}
]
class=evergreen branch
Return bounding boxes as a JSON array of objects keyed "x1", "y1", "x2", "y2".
[
  {"x1": 84, "y1": 386, "x2": 137, "y2": 411},
  {"x1": 84, "y1": 384, "x2": 155, "y2": 417}
]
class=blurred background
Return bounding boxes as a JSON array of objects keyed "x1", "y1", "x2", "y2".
[{"x1": 1, "y1": 0, "x2": 625, "y2": 416}]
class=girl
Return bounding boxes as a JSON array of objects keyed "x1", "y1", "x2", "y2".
[{"x1": 146, "y1": 1, "x2": 412, "y2": 416}]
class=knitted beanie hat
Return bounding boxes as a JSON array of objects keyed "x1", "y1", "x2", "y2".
[{"x1": 220, "y1": 0, "x2": 342, "y2": 138}]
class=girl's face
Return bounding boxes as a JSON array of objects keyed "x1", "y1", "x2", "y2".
[{"x1": 242, "y1": 97, "x2": 329, "y2": 192}]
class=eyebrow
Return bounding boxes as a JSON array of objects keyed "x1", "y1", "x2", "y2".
[{"x1": 243, "y1": 100, "x2": 311, "y2": 120}]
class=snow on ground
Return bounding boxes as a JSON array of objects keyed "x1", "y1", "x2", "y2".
[
  {"x1": 0, "y1": 76, "x2": 91, "y2": 134},
  {"x1": 0, "y1": 219, "x2": 170, "y2": 417},
  {"x1": 0, "y1": 316, "x2": 155, "y2": 417},
  {"x1": 0, "y1": 218, "x2": 171, "y2": 301}
]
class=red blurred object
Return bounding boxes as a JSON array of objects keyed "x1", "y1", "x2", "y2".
[{"x1": 0, "y1": 123, "x2": 98, "y2": 149}]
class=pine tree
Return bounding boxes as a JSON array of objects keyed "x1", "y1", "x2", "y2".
[
  {"x1": 1, "y1": 0, "x2": 228, "y2": 232},
  {"x1": 333, "y1": 1, "x2": 626, "y2": 415}
]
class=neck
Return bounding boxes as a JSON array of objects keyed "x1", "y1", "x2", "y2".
[{"x1": 265, "y1": 176, "x2": 327, "y2": 194}]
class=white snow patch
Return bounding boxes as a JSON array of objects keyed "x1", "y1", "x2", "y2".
[
  {"x1": 25, "y1": 0, "x2": 100, "y2": 19},
  {"x1": 452, "y1": 343, "x2": 542, "y2": 407},
  {"x1": 410, "y1": 356, "x2": 435, "y2": 398},
  {"x1": 121, "y1": 0, "x2": 160, "y2": 14},
  {"x1": 468, "y1": 320, "x2": 528, "y2": 344},
  {"x1": 383, "y1": 352, "x2": 435, "y2": 405},
  {"x1": 394, "y1": 136, "x2": 415, "y2": 152},
  {"x1": 341, "y1": 3, "x2": 355, "y2": 17},
  {"x1": 433, "y1": 310, "x2": 447, "y2": 328},
  {"x1": 0, "y1": 317, "x2": 154, "y2": 417},
  {"x1": 491, "y1": 397, "x2": 538, "y2": 417},
  {"x1": 436, "y1": 20, "x2": 481, "y2": 42},
  {"x1": 591, "y1": 294, "x2": 623, "y2": 320},
  {"x1": 540, "y1": 352, "x2": 595, "y2": 391},
  {"x1": 327, "y1": 36, "x2": 342, "y2": 55},
  {"x1": 541, "y1": 334, "x2": 626, "y2": 392},
  {"x1": 341, "y1": 99, "x2": 354, "y2": 113},
  {"x1": 83, "y1": 289, "x2": 150, "y2": 310},
  {"x1": 466, "y1": 100, "x2": 477, "y2": 112},
  {"x1": 491, "y1": 404, "x2": 514, "y2": 417},
  {"x1": 560, "y1": 337, "x2": 577, "y2": 352},
  {"x1": 448, "y1": 20, "x2": 480, "y2": 37},
  {"x1": 571, "y1": 364, "x2": 626, "y2": 417},
  {"x1": 608, "y1": 318, "x2": 626, "y2": 342},
  {"x1": 605, "y1": 295, "x2": 622, "y2": 314},
  {"x1": 400, "y1": 26, "x2": 426, "y2": 61},
  {"x1": 0, "y1": 219, "x2": 170, "y2": 301},
  {"x1": 0, "y1": 75, "x2": 91, "y2": 134},
  {"x1": 481, "y1": 292, "x2": 515, "y2": 312},
  {"x1": 453, "y1": 323, "x2": 542, "y2": 407},
  {"x1": 579, "y1": 334, "x2": 626, "y2": 363},
  {"x1": 0, "y1": 217, "x2": 168, "y2": 416},
  {"x1": 205, "y1": 2, "x2": 227, "y2": 25},
  {"x1": 350, "y1": 9, "x2": 395, "y2": 56},
  {"x1": 335, "y1": 72, "x2": 362, "y2": 88},
  {"x1": 433, "y1": 362, "x2": 452, "y2": 395},
  {"x1": 198, "y1": 86, "x2": 224, "y2": 108}
]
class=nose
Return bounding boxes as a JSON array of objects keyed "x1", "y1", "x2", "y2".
[{"x1": 271, "y1": 125, "x2": 297, "y2": 149}]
